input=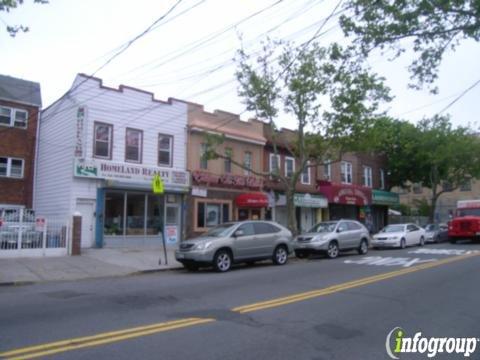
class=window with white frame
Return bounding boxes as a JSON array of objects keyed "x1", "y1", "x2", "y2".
[
  {"x1": 301, "y1": 162, "x2": 310, "y2": 184},
  {"x1": 0, "y1": 106, "x2": 28, "y2": 128},
  {"x1": 158, "y1": 134, "x2": 173, "y2": 167},
  {"x1": 323, "y1": 161, "x2": 331, "y2": 180},
  {"x1": 341, "y1": 161, "x2": 352, "y2": 184},
  {"x1": 363, "y1": 166, "x2": 373, "y2": 187},
  {"x1": 285, "y1": 157, "x2": 295, "y2": 177},
  {"x1": 380, "y1": 169, "x2": 385, "y2": 189},
  {"x1": 125, "y1": 128, "x2": 143, "y2": 163},
  {"x1": 0, "y1": 157, "x2": 24, "y2": 178},
  {"x1": 94, "y1": 122, "x2": 113, "y2": 159},
  {"x1": 244, "y1": 151, "x2": 252, "y2": 175},
  {"x1": 269, "y1": 153, "x2": 280, "y2": 175}
]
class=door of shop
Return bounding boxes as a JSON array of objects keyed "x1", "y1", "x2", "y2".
[{"x1": 76, "y1": 199, "x2": 95, "y2": 248}]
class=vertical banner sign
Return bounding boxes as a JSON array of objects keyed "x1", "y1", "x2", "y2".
[
  {"x1": 75, "y1": 107, "x2": 86, "y2": 158},
  {"x1": 152, "y1": 174, "x2": 164, "y2": 194}
]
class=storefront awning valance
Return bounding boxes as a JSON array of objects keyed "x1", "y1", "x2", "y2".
[
  {"x1": 235, "y1": 193, "x2": 269, "y2": 208},
  {"x1": 317, "y1": 181, "x2": 372, "y2": 206}
]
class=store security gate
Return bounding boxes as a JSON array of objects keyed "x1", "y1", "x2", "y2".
[{"x1": 0, "y1": 209, "x2": 70, "y2": 258}]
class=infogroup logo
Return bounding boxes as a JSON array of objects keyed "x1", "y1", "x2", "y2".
[{"x1": 386, "y1": 327, "x2": 479, "y2": 359}]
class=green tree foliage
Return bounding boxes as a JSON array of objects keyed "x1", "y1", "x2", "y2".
[
  {"x1": 205, "y1": 40, "x2": 390, "y2": 234},
  {"x1": 340, "y1": 0, "x2": 480, "y2": 91},
  {"x1": 1, "y1": 0, "x2": 48, "y2": 37}
]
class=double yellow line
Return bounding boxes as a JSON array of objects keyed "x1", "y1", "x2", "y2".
[
  {"x1": 0, "y1": 318, "x2": 215, "y2": 360},
  {"x1": 1, "y1": 251, "x2": 478, "y2": 359}
]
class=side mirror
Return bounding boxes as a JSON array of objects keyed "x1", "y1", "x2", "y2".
[{"x1": 233, "y1": 229, "x2": 244, "y2": 237}]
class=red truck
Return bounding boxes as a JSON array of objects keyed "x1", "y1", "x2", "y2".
[{"x1": 448, "y1": 200, "x2": 480, "y2": 243}]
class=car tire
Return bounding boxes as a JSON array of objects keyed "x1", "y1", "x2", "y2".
[
  {"x1": 419, "y1": 236, "x2": 425, "y2": 247},
  {"x1": 295, "y1": 250, "x2": 308, "y2": 259},
  {"x1": 358, "y1": 239, "x2": 368, "y2": 255},
  {"x1": 400, "y1": 238, "x2": 406, "y2": 249},
  {"x1": 326, "y1": 241, "x2": 339, "y2": 259},
  {"x1": 213, "y1": 250, "x2": 232, "y2": 272},
  {"x1": 273, "y1": 245, "x2": 288, "y2": 265}
]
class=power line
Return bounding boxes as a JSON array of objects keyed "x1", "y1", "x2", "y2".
[{"x1": 437, "y1": 77, "x2": 480, "y2": 115}]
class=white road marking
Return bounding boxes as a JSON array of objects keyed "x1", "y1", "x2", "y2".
[
  {"x1": 408, "y1": 249, "x2": 480, "y2": 256},
  {"x1": 344, "y1": 256, "x2": 438, "y2": 268}
]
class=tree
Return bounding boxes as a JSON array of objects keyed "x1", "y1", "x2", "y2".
[
  {"x1": 340, "y1": 0, "x2": 480, "y2": 91},
  {"x1": 1, "y1": 0, "x2": 48, "y2": 37},
  {"x1": 204, "y1": 40, "x2": 390, "y2": 234}
]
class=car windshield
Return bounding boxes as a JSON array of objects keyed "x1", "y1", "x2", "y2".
[
  {"x1": 381, "y1": 225, "x2": 405, "y2": 233},
  {"x1": 457, "y1": 208, "x2": 480, "y2": 217},
  {"x1": 203, "y1": 223, "x2": 235, "y2": 237},
  {"x1": 308, "y1": 222, "x2": 338, "y2": 233}
]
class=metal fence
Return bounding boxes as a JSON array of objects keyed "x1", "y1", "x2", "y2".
[{"x1": 0, "y1": 209, "x2": 70, "y2": 258}]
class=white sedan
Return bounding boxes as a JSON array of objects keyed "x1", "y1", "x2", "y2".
[{"x1": 372, "y1": 223, "x2": 426, "y2": 249}]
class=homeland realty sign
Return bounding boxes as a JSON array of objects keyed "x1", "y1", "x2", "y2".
[{"x1": 74, "y1": 159, "x2": 190, "y2": 187}]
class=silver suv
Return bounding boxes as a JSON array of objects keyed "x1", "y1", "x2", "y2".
[
  {"x1": 294, "y1": 220, "x2": 370, "y2": 259},
  {"x1": 175, "y1": 221, "x2": 293, "y2": 272}
]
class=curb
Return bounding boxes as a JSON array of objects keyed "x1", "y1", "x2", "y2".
[{"x1": 0, "y1": 281, "x2": 35, "y2": 287}]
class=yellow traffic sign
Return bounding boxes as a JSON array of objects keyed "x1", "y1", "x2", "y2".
[{"x1": 152, "y1": 174, "x2": 164, "y2": 194}]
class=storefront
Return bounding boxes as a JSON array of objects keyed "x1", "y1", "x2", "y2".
[
  {"x1": 317, "y1": 181, "x2": 372, "y2": 226},
  {"x1": 187, "y1": 171, "x2": 267, "y2": 238},
  {"x1": 74, "y1": 159, "x2": 190, "y2": 248},
  {"x1": 371, "y1": 189, "x2": 399, "y2": 233}
]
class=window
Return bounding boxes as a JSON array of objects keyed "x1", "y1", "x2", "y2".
[
  {"x1": 363, "y1": 166, "x2": 372, "y2": 188},
  {"x1": 285, "y1": 157, "x2": 295, "y2": 177},
  {"x1": 347, "y1": 221, "x2": 362, "y2": 230},
  {"x1": 158, "y1": 134, "x2": 173, "y2": 167},
  {"x1": 200, "y1": 143, "x2": 208, "y2": 170},
  {"x1": 196, "y1": 201, "x2": 230, "y2": 229},
  {"x1": 0, "y1": 157, "x2": 24, "y2": 178},
  {"x1": 237, "y1": 223, "x2": 255, "y2": 236},
  {"x1": 125, "y1": 128, "x2": 142, "y2": 163},
  {"x1": 380, "y1": 169, "x2": 385, "y2": 190},
  {"x1": 341, "y1": 161, "x2": 352, "y2": 184},
  {"x1": 301, "y1": 162, "x2": 310, "y2": 184},
  {"x1": 412, "y1": 183, "x2": 423, "y2": 194},
  {"x1": 253, "y1": 222, "x2": 281, "y2": 234},
  {"x1": 244, "y1": 151, "x2": 252, "y2": 175},
  {"x1": 0, "y1": 106, "x2": 28, "y2": 128},
  {"x1": 337, "y1": 222, "x2": 348, "y2": 232},
  {"x1": 224, "y1": 148, "x2": 232, "y2": 173},
  {"x1": 94, "y1": 122, "x2": 113, "y2": 159},
  {"x1": 269, "y1": 153, "x2": 280, "y2": 176},
  {"x1": 324, "y1": 161, "x2": 331, "y2": 180},
  {"x1": 460, "y1": 179, "x2": 472, "y2": 192}
]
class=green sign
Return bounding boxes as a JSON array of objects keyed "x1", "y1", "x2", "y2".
[
  {"x1": 372, "y1": 190, "x2": 399, "y2": 206},
  {"x1": 294, "y1": 193, "x2": 328, "y2": 208},
  {"x1": 152, "y1": 174, "x2": 164, "y2": 194}
]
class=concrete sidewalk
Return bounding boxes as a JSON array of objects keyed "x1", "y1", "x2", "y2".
[{"x1": 0, "y1": 247, "x2": 183, "y2": 286}]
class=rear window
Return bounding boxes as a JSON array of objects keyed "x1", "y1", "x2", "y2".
[{"x1": 254, "y1": 222, "x2": 281, "y2": 235}]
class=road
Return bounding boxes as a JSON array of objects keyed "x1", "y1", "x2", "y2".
[{"x1": 1, "y1": 242, "x2": 479, "y2": 360}]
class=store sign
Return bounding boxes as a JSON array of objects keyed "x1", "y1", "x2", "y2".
[
  {"x1": 74, "y1": 107, "x2": 87, "y2": 158},
  {"x1": 192, "y1": 170, "x2": 263, "y2": 189},
  {"x1": 74, "y1": 159, "x2": 190, "y2": 187},
  {"x1": 372, "y1": 190, "x2": 399, "y2": 206},
  {"x1": 318, "y1": 183, "x2": 372, "y2": 206},
  {"x1": 192, "y1": 187, "x2": 207, "y2": 197},
  {"x1": 294, "y1": 193, "x2": 328, "y2": 208}
]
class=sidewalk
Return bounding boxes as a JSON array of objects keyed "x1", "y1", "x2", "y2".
[{"x1": 0, "y1": 247, "x2": 183, "y2": 286}]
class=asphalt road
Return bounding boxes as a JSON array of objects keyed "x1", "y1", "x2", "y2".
[{"x1": 1, "y1": 241, "x2": 480, "y2": 360}]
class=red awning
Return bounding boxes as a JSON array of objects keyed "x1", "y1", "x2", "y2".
[
  {"x1": 235, "y1": 193, "x2": 269, "y2": 208},
  {"x1": 317, "y1": 181, "x2": 372, "y2": 206}
]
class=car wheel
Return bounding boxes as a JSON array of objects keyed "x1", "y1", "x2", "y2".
[
  {"x1": 213, "y1": 250, "x2": 232, "y2": 272},
  {"x1": 358, "y1": 239, "x2": 368, "y2": 255},
  {"x1": 326, "y1": 241, "x2": 339, "y2": 259},
  {"x1": 273, "y1": 245, "x2": 288, "y2": 265},
  {"x1": 400, "y1": 238, "x2": 406, "y2": 249},
  {"x1": 419, "y1": 236, "x2": 425, "y2": 247},
  {"x1": 295, "y1": 250, "x2": 308, "y2": 259}
]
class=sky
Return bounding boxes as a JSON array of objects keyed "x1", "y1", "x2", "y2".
[{"x1": 1, "y1": 0, "x2": 479, "y2": 131}]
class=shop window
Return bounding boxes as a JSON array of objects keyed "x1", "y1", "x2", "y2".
[
  {"x1": 196, "y1": 201, "x2": 230, "y2": 229},
  {"x1": 224, "y1": 148, "x2": 232, "y2": 173},
  {"x1": 158, "y1": 134, "x2": 173, "y2": 167},
  {"x1": 126, "y1": 193, "x2": 145, "y2": 236},
  {"x1": 244, "y1": 151, "x2": 252, "y2": 175},
  {"x1": 104, "y1": 192, "x2": 125, "y2": 235},
  {"x1": 94, "y1": 122, "x2": 113, "y2": 159},
  {"x1": 146, "y1": 195, "x2": 164, "y2": 235},
  {"x1": 125, "y1": 128, "x2": 143, "y2": 163},
  {"x1": 341, "y1": 161, "x2": 352, "y2": 184},
  {"x1": 200, "y1": 143, "x2": 208, "y2": 169}
]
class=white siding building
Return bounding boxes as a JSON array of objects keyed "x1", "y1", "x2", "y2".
[{"x1": 35, "y1": 74, "x2": 189, "y2": 248}]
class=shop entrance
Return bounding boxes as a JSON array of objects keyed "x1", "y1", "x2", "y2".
[{"x1": 238, "y1": 208, "x2": 261, "y2": 221}]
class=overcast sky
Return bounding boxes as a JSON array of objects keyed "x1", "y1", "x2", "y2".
[{"x1": 1, "y1": 0, "x2": 479, "y2": 131}]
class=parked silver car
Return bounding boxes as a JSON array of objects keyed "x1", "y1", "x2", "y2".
[
  {"x1": 294, "y1": 220, "x2": 370, "y2": 259},
  {"x1": 175, "y1": 221, "x2": 293, "y2": 272},
  {"x1": 424, "y1": 223, "x2": 448, "y2": 243}
]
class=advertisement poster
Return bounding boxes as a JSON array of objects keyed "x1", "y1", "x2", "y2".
[{"x1": 165, "y1": 225, "x2": 178, "y2": 244}]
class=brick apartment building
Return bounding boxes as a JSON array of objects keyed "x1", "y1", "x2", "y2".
[{"x1": 0, "y1": 74, "x2": 42, "y2": 210}]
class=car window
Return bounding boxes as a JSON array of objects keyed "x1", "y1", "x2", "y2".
[
  {"x1": 337, "y1": 222, "x2": 348, "y2": 232},
  {"x1": 407, "y1": 225, "x2": 418, "y2": 232},
  {"x1": 309, "y1": 222, "x2": 337, "y2": 233},
  {"x1": 237, "y1": 223, "x2": 255, "y2": 236},
  {"x1": 347, "y1": 221, "x2": 362, "y2": 230},
  {"x1": 253, "y1": 222, "x2": 280, "y2": 235}
]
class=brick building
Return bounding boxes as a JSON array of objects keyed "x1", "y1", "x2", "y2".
[{"x1": 0, "y1": 74, "x2": 42, "y2": 210}]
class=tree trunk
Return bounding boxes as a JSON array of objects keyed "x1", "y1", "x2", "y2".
[{"x1": 285, "y1": 189, "x2": 298, "y2": 236}]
